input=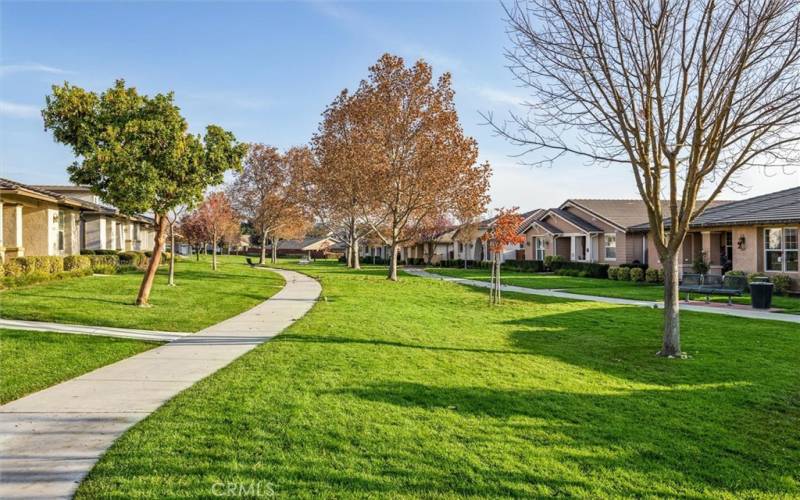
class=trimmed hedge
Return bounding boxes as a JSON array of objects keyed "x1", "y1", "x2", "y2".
[
  {"x1": 2, "y1": 255, "x2": 92, "y2": 287},
  {"x1": 119, "y1": 251, "x2": 148, "y2": 268},
  {"x1": 89, "y1": 255, "x2": 120, "y2": 274},
  {"x1": 629, "y1": 267, "x2": 644, "y2": 282},
  {"x1": 550, "y1": 260, "x2": 609, "y2": 279},
  {"x1": 645, "y1": 268, "x2": 663, "y2": 283},
  {"x1": 64, "y1": 255, "x2": 92, "y2": 272},
  {"x1": 501, "y1": 260, "x2": 545, "y2": 273},
  {"x1": 617, "y1": 267, "x2": 631, "y2": 281}
]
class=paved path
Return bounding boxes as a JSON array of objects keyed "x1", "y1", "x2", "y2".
[
  {"x1": 0, "y1": 319, "x2": 190, "y2": 342},
  {"x1": 407, "y1": 269, "x2": 800, "y2": 324},
  {"x1": 0, "y1": 269, "x2": 321, "y2": 500}
]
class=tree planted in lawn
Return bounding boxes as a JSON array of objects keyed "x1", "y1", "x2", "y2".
[
  {"x1": 43, "y1": 80, "x2": 246, "y2": 305},
  {"x1": 493, "y1": 0, "x2": 800, "y2": 356},
  {"x1": 178, "y1": 210, "x2": 209, "y2": 261},
  {"x1": 307, "y1": 90, "x2": 375, "y2": 270},
  {"x1": 228, "y1": 144, "x2": 306, "y2": 264},
  {"x1": 482, "y1": 208, "x2": 525, "y2": 305},
  {"x1": 166, "y1": 205, "x2": 187, "y2": 286},
  {"x1": 356, "y1": 54, "x2": 491, "y2": 281},
  {"x1": 196, "y1": 192, "x2": 239, "y2": 270}
]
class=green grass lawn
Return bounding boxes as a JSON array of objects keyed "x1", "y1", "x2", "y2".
[
  {"x1": 77, "y1": 260, "x2": 799, "y2": 498},
  {"x1": 427, "y1": 266, "x2": 800, "y2": 313},
  {"x1": 0, "y1": 255, "x2": 285, "y2": 332},
  {"x1": 0, "y1": 328, "x2": 160, "y2": 404}
]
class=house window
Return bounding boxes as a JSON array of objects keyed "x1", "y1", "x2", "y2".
[
  {"x1": 604, "y1": 234, "x2": 616, "y2": 260},
  {"x1": 535, "y1": 238, "x2": 545, "y2": 260},
  {"x1": 765, "y1": 228, "x2": 798, "y2": 272},
  {"x1": 57, "y1": 211, "x2": 66, "y2": 251}
]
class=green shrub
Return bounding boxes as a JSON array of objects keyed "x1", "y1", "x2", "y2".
[
  {"x1": 117, "y1": 264, "x2": 140, "y2": 274},
  {"x1": 607, "y1": 267, "x2": 620, "y2": 280},
  {"x1": 119, "y1": 251, "x2": 147, "y2": 268},
  {"x1": 617, "y1": 267, "x2": 631, "y2": 281},
  {"x1": 89, "y1": 255, "x2": 120, "y2": 274},
  {"x1": 543, "y1": 255, "x2": 565, "y2": 271},
  {"x1": 80, "y1": 249, "x2": 96, "y2": 255},
  {"x1": 770, "y1": 274, "x2": 793, "y2": 295},
  {"x1": 692, "y1": 252, "x2": 710, "y2": 275},
  {"x1": 645, "y1": 268, "x2": 662, "y2": 283},
  {"x1": 747, "y1": 272, "x2": 768, "y2": 284},
  {"x1": 64, "y1": 255, "x2": 91, "y2": 271},
  {"x1": 629, "y1": 267, "x2": 644, "y2": 282}
]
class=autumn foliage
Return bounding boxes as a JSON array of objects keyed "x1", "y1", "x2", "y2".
[{"x1": 482, "y1": 208, "x2": 526, "y2": 305}]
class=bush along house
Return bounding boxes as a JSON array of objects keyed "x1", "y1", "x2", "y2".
[{"x1": 631, "y1": 186, "x2": 799, "y2": 291}]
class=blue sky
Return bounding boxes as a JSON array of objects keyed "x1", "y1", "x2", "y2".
[{"x1": 1, "y1": 1, "x2": 797, "y2": 209}]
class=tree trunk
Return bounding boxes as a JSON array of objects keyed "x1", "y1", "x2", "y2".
[
  {"x1": 659, "y1": 254, "x2": 682, "y2": 357},
  {"x1": 388, "y1": 243, "x2": 399, "y2": 281},
  {"x1": 496, "y1": 254, "x2": 502, "y2": 304},
  {"x1": 212, "y1": 229, "x2": 218, "y2": 270},
  {"x1": 271, "y1": 237, "x2": 278, "y2": 263},
  {"x1": 260, "y1": 230, "x2": 268, "y2": 264},
  {"x1": 195, "y1": 246, "x2": 199, "y2": 261},
  {"x1": 168, "y1": 223, "x2": 176, "y2": 286},
  {"x1": 352, "y1": 238, "x2": 361, "y2": 270},
  {"x1": 136, "y1": 215, "x2": 167, "y2": 306}
]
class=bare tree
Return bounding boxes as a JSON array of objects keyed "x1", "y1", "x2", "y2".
[
  {"x1": 166, "y1": 204, "x2": 187, "y2": 286},
  {"x1": 493, "y1": 0, "x2": 800, "y2": 357}
]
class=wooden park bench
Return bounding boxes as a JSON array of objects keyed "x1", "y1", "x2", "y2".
[{"x1": 679, "y1": 273, "x2": 747, "y2": 305}]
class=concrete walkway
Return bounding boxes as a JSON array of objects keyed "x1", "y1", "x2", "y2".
[
  {"x1": 407, "y1": 269, "x2": 800, "y2": 324},
  {"x1": 0, "y1": 319, "x2": 190, "y2": 342},
  {"x1": 0, "y1": 269, "x2": 321, "y2": 500}
]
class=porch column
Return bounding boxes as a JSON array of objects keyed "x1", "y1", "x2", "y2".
[
  {"x1": 98, "y1": 218, "x2": 107, "y2": 250},
  {"x1": 2, "y1": 204, "x2": 24, "y2": 257},
  {"x1": 570, "y1": 236, "x2": 576, "y2": 261}
]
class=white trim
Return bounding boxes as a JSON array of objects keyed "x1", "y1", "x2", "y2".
[{"x1": 764, "y1": 226, "x2": 799, "y2": 273}]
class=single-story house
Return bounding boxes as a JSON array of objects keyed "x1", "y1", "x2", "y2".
[
  {"x1": 519, "y1": 200, "x2": 660, "y2": 264},
  {"x1": 400, "y1": 227, "x2": 458, "y2": 264},
  {"x1": 1, "y1": 179, "x2": 84, "y2": 260},
  {"x1": 266, "y1": 236, "x2": 337, "y2": 258},
  {"x1": 452, "y1": 210, "x2": 542, "y2": 263},
  {"x1": 631, "y1": 186, "x2": 799, "y2": 289},
  {"x1": 33, "y1": 185, "x2": 156, "y2": 252}
]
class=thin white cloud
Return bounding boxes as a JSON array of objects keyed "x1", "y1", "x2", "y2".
[
  {"x1": 0, "y1": 63, "x2": 70, "y2": 77},
  {"x1": 0, "y1": 100, "x2": 41, "y2": 119},
  {"x1": 473, "y1": 86, "x2": 526, "y2": 108},
  {"x1": 311, "y1": 1, "x2": 462, "y2": 72}
]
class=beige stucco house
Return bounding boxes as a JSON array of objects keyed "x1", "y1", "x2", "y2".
[
  {"x1": 0, "y1": 178, "x2": 156, "y2": 263},
  {"x1": 451, "y1": 210, "x2": 542, "y2": 263},
  {"x1": 1, "y1": 179, "x2": 83, "y2": 260},
  {"x1": 33, "y1": 185, "x2": 156, "y2": 252}
]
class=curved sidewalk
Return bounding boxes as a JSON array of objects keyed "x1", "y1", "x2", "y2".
[
  {"x1": 407, "y1": 269, "x2": 800, "y2": 324},
  {"x1": 0, "y1": 269, "x2": 321, "y2": 500}
]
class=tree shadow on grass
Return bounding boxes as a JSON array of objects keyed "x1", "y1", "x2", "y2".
[{"x1": 327, "y1": 380, "x2": 797, "y2": 497}]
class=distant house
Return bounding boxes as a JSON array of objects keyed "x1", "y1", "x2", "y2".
[
  {"x1": 266, "y1": 236, "x2": 337, "y2": 258},
  {"x1": 631, "y1": 186, "x2": 799, "y2": 289},
  {"x1": 519, "y1": 200, "x2": 664, "y2": 264},
  {"x1": 32, "y1": 185, "x2": 156, "y2": 252},
  {"x1": 452, "y1": 210, "x2": 542, "y2": 263}
]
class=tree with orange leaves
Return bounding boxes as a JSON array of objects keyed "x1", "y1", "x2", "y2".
[
  {"x1": 482, "y1": 208, "x2": 526, "y2": 305},
  {"x1": 355, "y1": 54, "x2": 491, "y2": 281}
]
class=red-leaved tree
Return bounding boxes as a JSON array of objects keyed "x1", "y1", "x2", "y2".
[{"x1": 482, "y1": 208, "x2": 526, "y2": 305}]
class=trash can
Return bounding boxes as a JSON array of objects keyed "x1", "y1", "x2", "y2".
[{"x1": 750, "y1": 282, "x2": 774, "y2": 309}]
